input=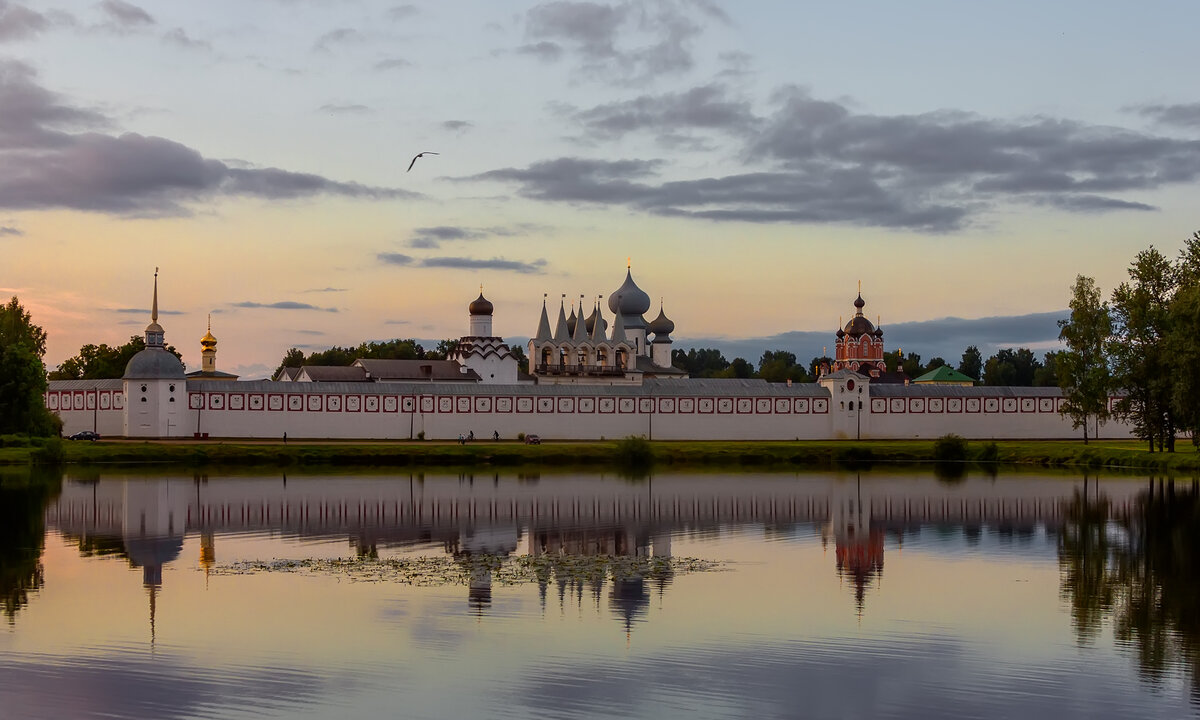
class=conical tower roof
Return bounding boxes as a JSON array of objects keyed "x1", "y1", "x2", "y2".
[
  {"x1": 534, "y1": 295, "x2": 552, "y2": 341},
  {"x1": 610, "y1": 303, "x2": 627, "y2": 343},
  {"x1": 647, "y1": 301, "x2": 674, "y2": 341},
  {"x1": 553, "y1": 296, "x2": 571, "y2": 342},
  {"x1": 589, "y1": 301, "x2": 607, "y2": 342},
  {"x1": 571, "y1": 298, "x2": 588, "y2": 342}
]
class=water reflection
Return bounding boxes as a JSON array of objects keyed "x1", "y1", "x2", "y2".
[
  {"x1": 1059, "y1": 477, "x2": 1200, "y2": 703},
  {"x1": 6, "y1": 468, "x2": 1197, "y2": 718},
  {"x1": 0, "y1": 467, "x2": 60, "y2": 623}
]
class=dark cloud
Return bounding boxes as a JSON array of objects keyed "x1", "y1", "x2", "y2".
[
  {"x1": 384, "y1": 319, "x2": 410, "y2": 325},
  {"x1": 373, "y1": 57, "x2": 412, "y2": 71},
  {"x1": 408, "y1": 225, "x2": 485, "y2": 248},
  {"x1": 302, "y1": 287, "x2": 347, "y2": 293},
  {"x1": 294, "y1": 329, "x2": 325, "y2": 335},
  {"x1": 0, "y1": 224, "x2": 21, "y2": 236},
  {"x1": 113, "y1": 307, "x2": 184, "y2": 315},
  {"x1": 0, "y1": 60, "x2": 413, "y2": 215},
  {"x1": 521, "y1": 0, "x2": 722, "y2": 83},
  {"x1": 1132, "y1": 102, "x2": 1200, "y2": 129},
  {"x1": 442, "y1": 120, "x2": 472, "y2": 133},
  {"x1": 100, "y1": 0, "x2": 154, "y2": 27},
  {"x1": 318, "y1": 103, "x2": 372, "y2": 114},
  {"x1": 515, "y1": 41, "x2": 563, "y2": 62},
  {"x1": 314, "y1": 27, "x2": 361, "y2": 52},
  {"x1": 378, "y1": 252, "x2": 413, "y2": 265},
  {"x1": 572, "y1": 83, "x2": 757, "y2": 141},
  {"x1": 420, "y1": 256, "x2": 547, "y2": 273},
  {"x1": 0, "y1": 1, "x2": 49, "y2": 41},
  {"x1": 464, "y1": 87, "x2": 1200, "y2": 231},
  {"x1": 162, "y1": 27, "x2": 210, "y2": 51},
  {"x1": 232, "y1": 301, "x2": 337, "y2": 312},
  {"x1": 386, "y1": 4, "x2": 419, "y2": 21},
  {"x1": 683, "y1": 311, "x2": 1067, "y2": 368}
]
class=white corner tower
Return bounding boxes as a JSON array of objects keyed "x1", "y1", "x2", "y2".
[{"x1": 122, "y1": 269, "x2": 186, "y2": 438}]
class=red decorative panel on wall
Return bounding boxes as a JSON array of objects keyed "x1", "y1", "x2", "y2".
[
  {"x1": 716, "y1": 398, "x2": 734, "y2": 414},
  {"x1": 984, "y1": 398, "x2": 1000, "y2": 413},
  {"x1": 345, "y1": 395, "x2": 361, "y2": 412},
  {"x1": 557, "y1": 397, "x2": 576, "y2": 413},
  {"x1": 578, "y1": 397, "x2": 596, "y2": 413},
  {"x1": 248, "y1": 393, "x2": 265, "y2": 411},
  {"x1": 268, "y1": 394, "x2": 284, "y2": 411},
  {"x1": 363, "y1": 395, "x2": 379, "y2": 412},
  {"x1": 658, "y1": 398, "x2": 676, "y2": 413},
  {"x1": 305, "y1": 394, "x2": 322, "y2": 412},
  {"x1": 474, "y1": 397, "x2": 492, "y2": 413},
  {"x1": 1039, "y1": 398, "x2": 1055, "y2": 413},
  {"x1": 288, "y1": 394, "x2": 304, "y2": 412},
  {"x1": 795, "y1": 398, "x2": 812, "y2": 414},
  {"x1": 537, "y1": 397, "x2": 555, "y2": 413},
  {"x1": 516, "y1": 397, "x2": 534, "y2": 413},
  {"x1": 638, "y1": 398, "x2": 654, "y2": 414},
  {"x1": 439, "y1": 397, "x2": 454, "y2": 413},
  {"x1": 946, "y1": 398, "x2": 963, "y2": 413},
  {"x1": 698, "y1": 398, "x2": 715, "y2": 414},
  {"x1": 908, "y1": 398, "x2": 926, "y2": 414},
  {"x1": 889, "y1": 398, "x2": 906, "y2": 413},
  {"x1": 209, "y1": 393, "x2": 226, "y2": 411},
  {"x1": 1002, "y1": 398, "x2": 1018, "y2": 413},
  {"x1": 619, "y1": 398, "x2": 636, "y2": 414},
  {"x1": 928, "y1": 398, "x2": 944, "y2": 413},
  {"x1": 1020, "y1": 398, "x2": 1037, "y2": 413},
  {"x1": 598, "y1": 397, "x2": 616, "y2": 413},
  {"x1": 812, "y1": 398, "x2": 828, "y2": 414},
  {"x1": 189, "y1": 393, "x2": 205, "y2": 410},
  {"x1": 870, "y1": 398, "x2": 886, "y2": 413},
  {"x1": 678, "y1": 398, "x2": 695, "y2": 413},
  {"x1": 228, "y1": 393, "x2": 245, "y2": 411},
  {"x1": 736, "y1": 398, "x2": 753, "y2": 414},
  {"x1": 495, "y1": 397, "x2": 513, "y2": 413}
]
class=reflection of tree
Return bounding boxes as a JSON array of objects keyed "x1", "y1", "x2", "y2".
[
  {"x1": 0, "y1": 469, "x2": 62, "y2": 623},
  {"x1": 1059, "y1": 480, "x2": 1200, "y2": 700}
]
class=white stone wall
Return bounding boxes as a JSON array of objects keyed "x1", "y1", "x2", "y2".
[{"x1": 44, "y1": 388, "x2": 125, "y2": 437}]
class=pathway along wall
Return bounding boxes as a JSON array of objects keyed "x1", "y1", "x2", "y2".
[{"x1": 47, "y1": 379, "x2": 1135, "y2": 441}]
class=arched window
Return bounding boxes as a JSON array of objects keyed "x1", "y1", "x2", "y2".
[
  {"x1": 541, "y1": 346, "x2": 553, "y2": 366},
  {"x1": 597, "y1": 347, "x2": 608, "y2": 366}
]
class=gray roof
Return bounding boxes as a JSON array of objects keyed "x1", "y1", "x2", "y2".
[
  {"x1": 298, "y1": 366, "x2": 370, "y2": 382},
  {"x1": 123, "y1": 348, "x2": 186, "y2": 380},
  {"x1": 48, "y1": 379, "x2": 125, "y2": 391},
  {"x1": 354, "y1": 358, "x2": 481, "y2": 382},
  {"x1": 869, "y1": 385, "x2": 1064, "y2": 397},
  {"x1": 634, "y1": 355, "x2": 687, "y2": 376}
]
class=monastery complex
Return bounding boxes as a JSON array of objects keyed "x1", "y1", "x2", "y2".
[{"x1": 46, "y1": 267, "x2": 1135, "y2": 441}]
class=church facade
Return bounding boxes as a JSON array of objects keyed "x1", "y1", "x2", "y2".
[{"x1": 46, "y1": 268, "x2": 1136, "y2": 441}]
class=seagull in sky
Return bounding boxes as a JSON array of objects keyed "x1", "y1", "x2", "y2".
[{"x1": 407, "y1": 151, "x2": 439, "y2": 172}]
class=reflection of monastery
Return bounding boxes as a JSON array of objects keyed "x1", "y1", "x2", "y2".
[
  {"x1": 47, "y1": 268, "x2": 1135, "y2": 440},
  {"x1": 46, "y1": 473, "x2": 1144, "y2": 621}
]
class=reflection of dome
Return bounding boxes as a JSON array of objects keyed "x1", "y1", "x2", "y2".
[
  {"x1": 469, "y1": 292, "x2": 494, "y2": 316},
  {"x1": 124, "y1": 349, "x2": 185, "y2": 379},
  {"x1": 608, "y1": 269, "x2": 652, "y2": 316},
  {"x1": 609, "y1": 574, "x2": 650, "y2": 634},
  {"x1": 124, "y1": 534, "x2": 184, "y2": 586}
]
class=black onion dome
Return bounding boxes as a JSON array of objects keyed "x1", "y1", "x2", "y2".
[
  {"x1": 647, "y1": 306, "x2": 675, "y2": 336},
  {"x1": 469, "y1": 292, "x2": 493, "y2": 316},
  {"x1": 608, "y1": 269, "x2": 652, "y2": 316},
  {"x1": 853, "y1": 293, "x2": 865, "y2": 310},
  {"x1": 836, "y1": 328, "x2": 846, "y2": 338},
  {"x1": 844, "y1": 315, "x2": 876, "y2": 337},
  {"x1": 873, "y1": 327, "x2": 883, "y2": 338}
]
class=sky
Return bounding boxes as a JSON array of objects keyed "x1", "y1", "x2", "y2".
[{"x1": 2, "y1": 0, "x2": 1198, "y2": 379}]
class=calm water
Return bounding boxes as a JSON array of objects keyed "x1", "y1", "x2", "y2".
[{"x1": 1, "y1": 467, "x2": 1197, "y2": 719}]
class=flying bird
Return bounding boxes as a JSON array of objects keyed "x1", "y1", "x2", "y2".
[{"x1": 407, "y1": 151, "x2": 439, "y2": 172}]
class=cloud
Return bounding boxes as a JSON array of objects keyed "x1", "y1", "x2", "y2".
[
  {"x1": 294, "y1": 329, "x2": 325, "y2": 335},
  {"x1": 112, "y1": 307, "x2": 185, "y2": 315},
  {"x1": 442, "y1": 120, "x2": 472, "y2": 133},
  {"x1": 0, "y1": 224, "x2": 21, "y2": 236},
  {"x1": 314, "y1": 27, "x2": 361, "y2": 52},
  {"x1": 0, "y1": 60, "x2": 414, "y2": 215},
  {"x1": 162, "y1": 27, "x2": 210, "y2": 51},
  {"x1": 571, "y1": 83, "x2": 758, "y2": 142},
  {"x1": 0, "y1": 1, "x2": 49, "y2": 41},
  {"x1": 421, "y1": 256, "x2": 547, "y2": 273},
  {"x1": 302, "y1": 287, "x2": 347, "y2": 293},
  {"x1": 373, "y1": 57, "x2": 412, "y2": 71},
  {"x1": 1132, "y1": 102, "x2": 1200, "y2": 129},
  {"x1": 378, "y1": 252, "x2": 413, "y2": 265},
  {"x1": 384, "y1": 319, "x2": 410, "y2": 325},
  {"x1": 377, "y1": 251, "x2": 546, "y2": 273},
  {"x1": 318, "y1": 103, "x2": 372, "y2": 114},
  {"x1": 520, "y1": 0, "x2": 725, "y2": 84},
  {"x1": 464, "y1": 87, "x2": 1200, "y2": 232},
  {"x1": 386, "y1": 5, "x2": 419, "y2": 21},
  {"x1": 408, "y1": 225, "x2": 485, "y2": 248},
  {"x1": 231, "y1": 301, "x2": 337, "y2": 312},
  {"x1": 99, "y1": 1, "x2": 154, "y2": 28}
]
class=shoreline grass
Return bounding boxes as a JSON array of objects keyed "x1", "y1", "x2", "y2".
[{"x1": 1, "y1": 436, "x2": 1197, "y2": 475}]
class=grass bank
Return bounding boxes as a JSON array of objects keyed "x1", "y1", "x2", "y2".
[{"x1": 0, "y1": 436, "x2": 1197, "y2": 474}]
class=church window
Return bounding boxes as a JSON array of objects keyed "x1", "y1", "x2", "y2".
[
  {"x1": 140, "y1": 384, "x2": 147, "y2": 393},
  {"x1": 169, "y1": 384, "x2": 175, "y2": 393}
]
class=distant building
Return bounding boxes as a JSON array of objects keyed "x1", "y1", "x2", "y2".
[
  {"x1": 912, "y1": 366, "x2": 977, "y2": 386},
  {"x1": 833, "y1": 287, "x2": 885, "y2": 376},
  {"x1": 185, "y1": 316, "x2": 239, "y2": 382}
]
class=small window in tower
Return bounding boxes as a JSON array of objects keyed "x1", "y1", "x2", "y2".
[
  {"x1": 140, "y1": 397, "x2": 147, "y2": 403},
  {"x1": 169, "y1": 384, "x2": 175, "y2": 393},
  {"x1": 169, "y1": 397, "x2": 175, "y2": 403},
  {"x1": 140, "y1": 384, "x2": 147, "y2": 393}
]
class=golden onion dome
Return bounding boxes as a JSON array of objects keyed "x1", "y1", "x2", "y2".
[{"x1": 201, "y1": 315, "x2": 217, "y2": 349}]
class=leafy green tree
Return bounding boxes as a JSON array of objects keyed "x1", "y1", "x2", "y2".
[
  {"x1": 672, "y1": 348, "x2": 730, "y2": 378},
  {"x1": 0, "y1": 297, "x2": 59, "y2": 436},
  {"x1": 509, "y1": 344, "x2": 528, "y2": 374},
  {"x1": 925, "y1": 357, "x2": 948, "y2": 372},
  {"x1": 758, "y1": 350, "x2": 808, "y2": 383},
  {"x1": 1033, "y1": 351, "x2": 1060, "y2": 387},
  {"x1": 720, "y1": 357, "x2": 754, "y2": 379},
  {"x1": 428, "y1": 339, "x2": 459, "y2": 360},
  {"x1": 1111, "y1": 247, "x2": 1177, "y2": 452},
  {"x1": 957, "y1": 345, "x2": 983, "y2": 381},
  {"x1": 50, "y1": 336, "x2": 184, "y2": 380},
  {"x1": 273, "y1": 347, "x2": 305, "y2": 378},
  {"x1": 983, "y1": 348, "x2": 1042, "y2": 386},
  {"x1": 1057, "y1": 276, "x2": 1113, "y2": 443},
  {"x1": 1168, "y1": 281, "x2": 1200, "y2": 446}
]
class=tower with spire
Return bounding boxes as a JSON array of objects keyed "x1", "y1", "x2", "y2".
[{"x1": 123, "y1": 269, "x2": 186, "y2": 437}]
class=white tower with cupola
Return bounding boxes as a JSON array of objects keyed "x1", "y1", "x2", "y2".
[{"x1": 122, "y1": 270, "x2": 186, "y2": 438}]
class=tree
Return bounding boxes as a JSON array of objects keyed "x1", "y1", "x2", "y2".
[
  {"x1": 1111, "y1": 247, "x2": 1177, "y2": 452},
  {"x1": 925, "y1": 357, "x2": 948, "y2": 372},
  {"x1": 50, "y1": 336, "x2": 184, "y2": 380},
  {"x1": 808, "y1": 355, "x2": 833, "y2": 378},
  {"x1": 982, "y1": 348, "x2": 1042, "y2": 386},
  {"x1": 1169, "y1": 274, "x2": 1200, "y2": 446},
  {"x1": 1057, "y1": 276, "x2": 1113, "y2": 444},
  {"x1": 758, "y1": 350, "x2": 808, "y2": 383},
  {"x1": 721, "y1": 357, "x2": 754, "y2": 379},
  {"x1": 957, "y1": 345, "x2": 983, "y2": 381},
  {"x1": 672, "y1": 348, "x2": 730, "y2": 378},
  {"x1": 428, "y1": 339, "x2": 459, "y2": 360},
  {"x1": 273, "y1": 347, "x2": 306, "y2": 379},
  {"x1": 1033, "y1": 351, "x2": 1060, "y2": 388},
  {"x1": 509, "y1": 344, "x2": 528, "y2": 375},
  {"x1": 0, "y1": 297, "x2": 59, "y2": 436}
]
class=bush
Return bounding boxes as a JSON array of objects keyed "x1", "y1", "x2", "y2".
[
  {"x1": 0, "y1": 434, "x2": 32, "y2": 448},
  {"x1": 416, "y1": 431, "x2": 425, "y2": 441},
  {"x1": 933, "y1": 434, "x2": 969, "y2": 463},
  {"x1": 517, "y1": 432, "x2": 526, "y2": 442},
  {"x1": 975, "y1": 441, "x2": 999, "y2": 463},
  {"x1": 614, "y1": 435, "x2": 653, "y2": 466}
]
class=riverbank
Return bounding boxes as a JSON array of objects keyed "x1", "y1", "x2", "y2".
[{"x1": 1, "y1": 436, "x2": 1197, "y2": 473}]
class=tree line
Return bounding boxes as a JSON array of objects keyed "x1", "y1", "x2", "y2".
[
  {"x1": 1057, "y1": 232, "x2": 1200, "y2": 451},
  {"x1": 273, "y1": 339, "x2": 529, "y2": 379}
]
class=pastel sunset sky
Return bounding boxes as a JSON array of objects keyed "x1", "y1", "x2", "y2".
[{"x1": 2, "y1": 0, "x2": 1198, "y2": 378}]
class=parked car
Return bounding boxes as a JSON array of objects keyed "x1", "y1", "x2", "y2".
[
  {"x1": 524, "y1": 434, "x2": 541, "y2": 445},
  {"x1": 68, "y1": 430, "x2": 100, "y2": 441}
]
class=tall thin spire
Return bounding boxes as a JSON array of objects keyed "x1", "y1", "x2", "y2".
[
  {"x1": 534, "y1": 293, "x2": 552, "y2": 341},
  {"x1": 152, "y1": 267, "x2": 159, "y2": 324}
]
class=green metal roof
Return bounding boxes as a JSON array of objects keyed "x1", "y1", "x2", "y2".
[{"x1": 912, "y1": 366, "x2": 977, "y2": 384}]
